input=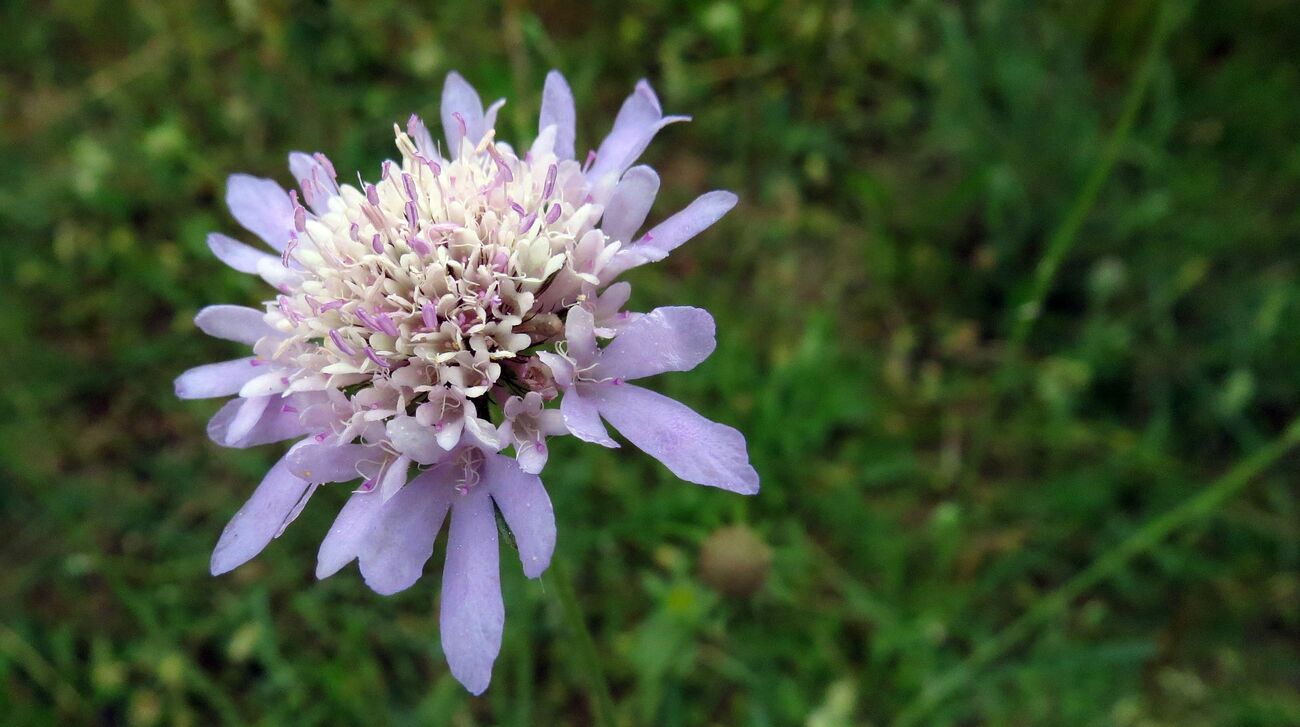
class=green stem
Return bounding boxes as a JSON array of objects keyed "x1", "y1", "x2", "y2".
[
  {"x1": 961, "y1": 0, "x2": 1181, "y2": 489},
  {"x1": 550, "y1": 556, "x2": 618, "y2": 727},
  {"x1": 895, "y1": 415, "x2": 1300, "y2": 727},
  {"x1": 1006, "y1": 1, "x2": 1176, "y2": 353}
]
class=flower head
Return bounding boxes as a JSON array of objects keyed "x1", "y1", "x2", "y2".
[{"x1": 178, "y1": 70, "x2": 757, "y2": 694}]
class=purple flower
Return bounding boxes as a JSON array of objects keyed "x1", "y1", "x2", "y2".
[{"x1": 177, "y1": 70, "x2": 756, "y2": 694}]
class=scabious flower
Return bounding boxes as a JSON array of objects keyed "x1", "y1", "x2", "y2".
[{"x1": 177, "y1": 70, "x2": 759, "y2": 694}]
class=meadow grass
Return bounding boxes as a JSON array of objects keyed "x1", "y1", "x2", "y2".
[{"x1": 2, "y1": 1, "x2": 1299, "y2": 724}]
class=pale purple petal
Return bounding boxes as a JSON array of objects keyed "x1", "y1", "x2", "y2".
[
  {"x1": 226, "y1": 174, "x2": 294, "y2": 251},
  {"x1": 514, "y1": 441, "x2": 548, "y2": 475},
  {"x1": 560, "y1": 385, "x2": 618, "y2": 448},
  {"x1": 588, "y1": 80, "x2": 688, "y2": 180},
  {"x1": 358, "y1": 467, "x2": 453, "y2": 595},
  {"x1": 589, "y1": 383, "x2": 759, "y2": 494},
  {"x1": 536, "y1": 351, "x2": 575, "y2": 388},
  {"x1": 485, "y1": 455, "x2": 555, "y2": 578},
  {"x1": 316, "y1": 489, "x2": 385, "y2": 579},
  {"x1": 194, "y1": 305, "x2": 272, "y2": 346},
  {"x1": 286, "y1": 443, "x2": 374, "y2": 483},
  {"x1": 615, "y1": 191, "x2": 738, "y2": 280},
  {"x1": 256, "y1": 256, "x2": 300, "y2": 289},
  {"x1": 595, "y1": 306, "x2": 716, "y2": 381},
  {"x1": 639, "y1": 190, "x2": 737, "y2": 255},
  {"x1": 208, "y1": 396, "x2": 309, "y2": 449},
  {"x1": 538, "y1": 70, "x2": 576, "y2": 160},
  {"x1": 593, "y1": 281, "x2": 633, "y2": 325},
  {"x1": 564, "y1": 306, "x2": 598, "y2": 366},
  {"x1": 238, "y1": 370, "x2": 290, "y2": 398},
  {"x1": 483, "y1": 98, "x2": 506, "y2": 134},
  {"x1": 441, "y1": 71, "x2": 485, "y2": 159},
  {"x1": 601, "y1": 165, "x2": 660, "y2": 244},
  {"x1": 407, "y1": 114, "x2": 437, "y2": 159},
  {"x1": 386, "y1": 415, "x2": 446, "y2": 465},
  {"x1": 175, "y1": 357, "x2": 261, "y2": 399},
  {"x1": 439, "y1": 487, "x2": 503, "y2": 695},
  {"x1": 377, "y1": 455, "x2": 412, "y2": 501},
  {"x1": 210, "y1": 451, "x2": 313, "y2": 575},
  {"x1": 207, "y1": 232, "x2": 275, "y2": 274},
  {"x1": 288, "y1": 151, "x2": 338, "y2": 212},
  {"x1": 224, "y1": 395, "x2": 271, "y2": 444},
  {"x1": 276, "y1": 481, "x2": 320, "y2": 537}
]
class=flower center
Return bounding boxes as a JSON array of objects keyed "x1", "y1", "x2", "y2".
[{"x1": 263, "y1": 123, "x2": 617, "y2": 410}]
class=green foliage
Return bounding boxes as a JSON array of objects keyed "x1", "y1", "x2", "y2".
[{"x1": 2, "y1": 0, "x2": 1299, "y2": 724}]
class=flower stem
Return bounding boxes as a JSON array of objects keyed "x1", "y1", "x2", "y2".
[
  {"x1": 1005, "y1": 0, "x2": 1177, "y2": 353},
  {"x1": 895, "y1": 414, "x2": 1300, "y2": 727},
  {"x1": 550, "y1": 555, "x2": 618, "y2": 727}
]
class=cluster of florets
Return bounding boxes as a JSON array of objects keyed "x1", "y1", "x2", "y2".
[{"x1": 178, "y1": 71, "x2": 757, "y2": 695}]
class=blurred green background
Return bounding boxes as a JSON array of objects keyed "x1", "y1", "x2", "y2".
[{"x1": 3, "y1": 0, "x2": 1300, "y2": 724}]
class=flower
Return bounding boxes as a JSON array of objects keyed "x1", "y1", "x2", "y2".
[{"x1": 177, "y1": 70, "x2": 758, "y2": 694}]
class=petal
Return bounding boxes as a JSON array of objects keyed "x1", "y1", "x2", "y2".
[
  {"x1": 226, "y1": 174, "x2": 293, "y2": 251},
  {"x1": 564, "y1": 306, "x2": 598, "y2": 366},
  {"x1": 407, "y1": 114, "x2": 438, "y2": 158},
  {"x1": 377, "y1": 455, "x2": 412, "y2": 501},
  {"x1": 588, "y1": 80, "x2": 688, "y2": 180},
  {"x1": 589, "y1": 383, "x2": 759, "y2": 494},
  {"x1": 485, "y1": 455, "x2": 555, "y2": 578},
  {"x1": 560, "y1": 385, "x2": 618, "y2": 448},
  {"x1": 238, "y1": 370, "x2": 290, "y2": 398},
  {"x1": 538, "y1": 70, "x2": 576, "y2": 160},
  {"x1": 175, "y1": 357, "x2": 261, "y2": 399},
  {"x1": 386, "y1": 415, "x2": 447, "y2": 465},
  {"x1": 358, "y1": 466, "x2": 453, "y2": 595},
  {"x1": 639, "y1": 190, "x2": 737, "y2": 257},
  {"x1": 207, "y1": 232, "x2": 275, "y2": 274},
  {"x1": 286, "y1": 443, "x2": 375, "y2": 483},
  {"x1": 595, "y1": 306, "x2": 716, "y2": 381},
  {"x1": 601, "y1": 166, "x2": 660, "y2": 244},
  {"x1": 536, "y1": 351, "x2": 575, "y2": 388},
  {"x1": 439, "y1": 487, "x2": 503, "y2": 695},
  {"x1": 255, "y1": 256, "x2": 300, "y2": 291},
  {"x1": 210, "y1": 450, "x2": 313, "y2": 575},
  {"x1": 514, "y1": 442, "x2": 548, "y2": 475},
  {"x1": 483, "y1": 98, "x2": 506, "y2": 134},
  {"x1": 605, "y1": 191, "x2": 738, "y2": 280},
  {"x1": 208, "y1": 395, "x2": 309, "y2": 449},
  {"x1": 441, "y1": 71, "x2": 485, "y2": 160},
  {"x1": 224, "y1": 394, "x2": 271, "y2": 444},
  {"x1": 288, "y1": 151, "x2": 338, "y2": 212},
  {"x1": 316, "y1": 489, "x2": 385, "y2": 579},
  {"x1": 194, "y1": 305, "x2": 272, "y2": 346}
]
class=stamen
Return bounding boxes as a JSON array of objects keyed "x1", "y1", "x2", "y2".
[
  {"x1": 328, "y1": 329, "x2": 356, "y2": 356},
  {"x1": 313, "y1": 152, "x2": 337, "y2": 182},
  {"x1": 486, "y1": 143, "x2": 514, "y2": 182},
  {"x1": 543, "y1": 163, "x2": 557, "y2": 199},
  {"x1": 375, "y1": 313, "x2": 400, "y2": 337},
  {"x1": 290, "y1": 190, "x2": 306, "y2": 232},
  {"x1": 364, "y1": 346, "x2": 392, "y2": 370}
]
